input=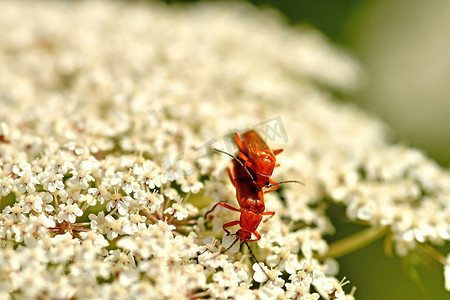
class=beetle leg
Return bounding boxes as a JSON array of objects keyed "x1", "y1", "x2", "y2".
[
  {"x1": 264, "y1": 178, "x2": 279, "y2": 194},
  {"x1": 226, "y1": 167, "x2": 236, "y2": 187},
  {"x1": 237, "y1": 152, "x2": 250, "y2": 164},
  {"x1": 222, "y1": 220, "x2": 240, "y2": 235},
  {"x1": 236, "y1": 152, "x2": 256, "y2": 172},
  {"x1": 273, "y1": 149, "x2": 283, "y2": 156},
  {"x1": 234, "y1": 132, "x2": 246, "y2": 153},
  {"x1": 205, "y1": 202, "x2": 241, "y2": 219},
  {"x1": 236, "y1": 152, "x2": 258, "y2": 184},
  {"x1": 247, "y1": 230, "x2": 261, "y2": 242},
  {"x1": 261, "y1": 211, "x2": 275, "y2": 217},
  {"x1": 237, "y1": 153, "x2": 255, "y2": 173}
]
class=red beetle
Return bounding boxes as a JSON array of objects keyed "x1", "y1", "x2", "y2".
[
  {"x1": 234, "y1": 130, "x2": 282, "y2": 192},
  {"x1": 205, "y1": 157, "x2": 274, "y2": 244}
]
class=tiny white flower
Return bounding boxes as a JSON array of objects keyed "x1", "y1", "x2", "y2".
[
  {"x1": 252, "y1": 262, "x2": 269, "y2": 283},
  {"x1": 57, "y1": 199, "x2": 83, "y2": 223},
  {"x1": 0, "y1": 175, "x2": 13, "y2": 196},
  {"x1": 164, "y1": 202, "x2": 188, "y2": 220}
]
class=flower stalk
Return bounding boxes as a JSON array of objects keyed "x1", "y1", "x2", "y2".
[{"x1": 319, "y1": 226, "x2": 388, "y2": 259}]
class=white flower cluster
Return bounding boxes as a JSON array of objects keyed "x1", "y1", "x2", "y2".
[{"x1": 0, "y1": 0, "x2": 449, "y2": 299}]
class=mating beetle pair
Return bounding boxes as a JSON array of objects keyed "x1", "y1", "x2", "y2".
[{"x1": 206, "y1": 130, "x2": 299, "y2": 250}]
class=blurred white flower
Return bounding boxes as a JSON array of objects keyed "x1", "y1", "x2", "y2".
[{"x1": 444, "y1": 254, "x2": 450, "y2": 291}]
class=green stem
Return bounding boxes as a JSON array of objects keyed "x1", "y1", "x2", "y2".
[
  {"x1": 422, "y1": 243, "x2": 447, "y2": 265},
  {"x1": 319, "y1": 226, "x2": 388, "y2": 259}
]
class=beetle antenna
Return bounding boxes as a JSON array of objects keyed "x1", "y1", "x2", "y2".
[
  {"x1": 267, "y1": 180, "x2": 304, "y2": 188},
  {"x1": 212, "y1": 148, "x2": 257, "y2": 182},
  {"x1": 221, "y1": 236, "x2": 240, "y2": 254},
  {"x1": 244, "y1": 241, "x2": 270, "y2": 284},
  {"x1": 212, "y1": 148, "x2": 242, "y2": 165}
]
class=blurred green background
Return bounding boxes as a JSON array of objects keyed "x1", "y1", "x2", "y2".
[{"x1": 164, "y1": 0, "x2": 450, "y2": 299}]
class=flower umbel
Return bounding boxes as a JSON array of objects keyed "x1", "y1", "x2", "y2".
[{"x1": 0, "y1": 0, "x2": 449, "y2": 299}]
